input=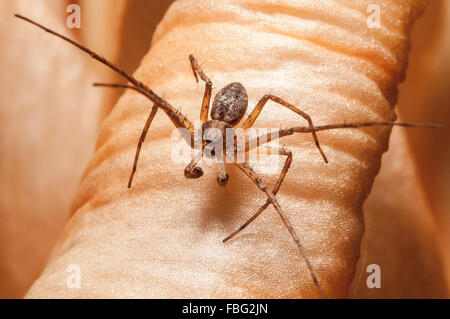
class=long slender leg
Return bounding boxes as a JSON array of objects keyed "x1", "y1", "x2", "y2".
[
  {"x1": 94, "y1": 83, "x2": 194, "y2": 148},
  {"x1": 245, "y1": 121, "x2": 442, "y2": 153},
  {"x1": 128, "y1": 104, "x2": 159, "y2": 188},
  {"x1": 15, "y1": 14, "x2": 195, "y2": 137},
  {"x1": 234, "y1": 161, "x2": 327, "y2": 298},
  {"x1": 224, "y1": 147, "x2": 292, "y2": 242},
  {"x1": 92, "y1": 83, "x2": 192, "y2": 187},
  {"x1": 242, "y1": 94, "x2": 328, "y2": 163},
  {"x1": 189, "y1": 55, "x2": 212, "y2": 124}
]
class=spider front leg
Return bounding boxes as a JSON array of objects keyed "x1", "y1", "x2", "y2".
[
  {"x1": 223, "y1": 147, "x2": 292, "y2": 242},
  {"x1": 242, "y1": 94, "x2": 328, "y2": 163},
  {"x1": 93, "y1": 83, "x2": 195, "y2": 187},
  {"x1": 15, "y1": 14, "x2": 198, "y2": 186},
  {"x1": 129, "y1": 104, "x2": 159, "y2": 188},
  {"x1": 189, "y1": 54, "x2": 212, "y2": 124},
  {"x1": 233, "y1": 161, "x2": 327, "y2": 298},
  {"x1": 243, "y1": 121, "x2": 443, "y2": 155}
]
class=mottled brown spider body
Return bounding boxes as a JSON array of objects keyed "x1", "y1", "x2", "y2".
[
  {"x1": 184, "y1": 119, "x2": 233, "y2": 181},
  {"x1": 200, "y1": 118, "x2": 236, "y2": 187},
  {"x1": 15, "y1": 13, "x2": 441, "y2": 299},
  {"x1": 199, "y1": 82, "x2": 247, "y2": 181},
  {"x1": 210, "y1": 82, "x2": 248, "y2": 126}
]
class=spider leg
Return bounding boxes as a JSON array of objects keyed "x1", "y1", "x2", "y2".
[
  {"x1": 233, "y1": 161, "x2": 327, "y2": 298},
  {"x1": 15, "y1": 14, "x2": 195, "y2": 139},
  {"x1": 189, "y1": 54, "x2": 212, "y2": 124},
  {"x1": 93, "y1": 83, "x2": 193, "y2": 187},
  {"x1": 184, "y1": 151, "x2": 204, "y2": 179},
  {"x1": 217, "y1": 161, "x2": 229, "y2": 187},
  {"x1": 242, "y1": 94, "x2": 328, "y2": 163},
  {"x1": 223, "y1": 147, "x2": 292, "y2": 242},
  {"x1": 128, "y1": 104, "x2": 159, "y2": 188},
  {"x1": 244, "y1": 121, "x2": 443, "y2": 153}
]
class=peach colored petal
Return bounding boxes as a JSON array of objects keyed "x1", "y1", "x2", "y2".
[{"x1": 21, "y1": 0, "x2": 447, "y2": 298}]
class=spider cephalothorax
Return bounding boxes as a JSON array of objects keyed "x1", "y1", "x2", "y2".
[
  {"x1": 16, "y1": 13, "x2": 441, "y2": 299},
  {"x1": 196, "y1": 81, "x2": 248, "y2": 187}
]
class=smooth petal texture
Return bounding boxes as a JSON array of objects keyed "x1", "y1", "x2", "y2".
[
  {"x1": 351, "y1": 125, "x2": 448, "y2": 298},
  {"x1": 21, "y1": 0, "x2": 444, "y2": 298},
  {"x1": 0, "y1": 0, "x2": 103, "y2": 298},
  {"x1": 0, "y1": 0, "x2": 172, "y2": 298},
  {"x1": 351, "y1": 0, "x2": 450, "y2": 297},
  {"x1": 396, "y1": 0, "x2": 450, "y2": 262},
  {"x1": 80, "y1": 0, "x2": 174, "y2": 118}
]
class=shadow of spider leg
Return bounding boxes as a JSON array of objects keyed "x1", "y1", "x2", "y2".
[
  {"x1": 223, "y1": 146, "x2": 292, "y2": 242},
  {"x1": 233, "y1": 161, "x2": 327, "y2": 298},
  {"x1": 242, "y1": 94, "x2": 328, "y2": 163}
]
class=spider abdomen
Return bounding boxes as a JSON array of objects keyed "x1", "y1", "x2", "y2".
[{"x1": 211, "y1": 82, "x2": 248, "y2": 126}]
